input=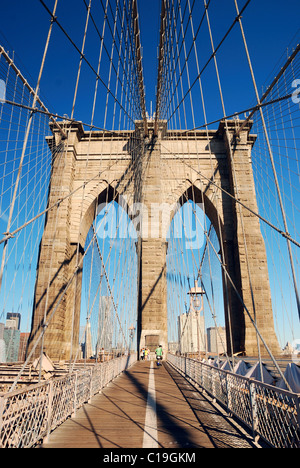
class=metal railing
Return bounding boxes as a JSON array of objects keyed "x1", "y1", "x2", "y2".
[
  {"x1": 167, "y1": 354, "x2": 300, "y2": 449},
  {"x1": 0, "y1": 353, "x2": 137, "y2": 448}
]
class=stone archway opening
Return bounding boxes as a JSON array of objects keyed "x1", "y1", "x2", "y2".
[
  {"x1": 166, "y1": 189, "x2": 227, "y2": 357},
  {"x1": 79, "y1": 198, "x2": 138, "y2": 362},
  {"x1": 28, "y1": 178, "x2": 138, "y2": 362}
]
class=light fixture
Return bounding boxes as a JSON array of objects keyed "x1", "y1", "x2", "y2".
[{"x1": 187, "y1": 280, "x2": 205, "y2": 312}]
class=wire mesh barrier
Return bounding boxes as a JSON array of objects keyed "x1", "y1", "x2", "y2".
[
  {"x1": 0, "y1": 353, "x2": 137, "y2": 448},
  {"x1": 167, "y1": 354, "x2": 300, "y2": 449}
]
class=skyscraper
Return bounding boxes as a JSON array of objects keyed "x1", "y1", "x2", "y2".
[
  {"x1": 0, "y1": 323, "x2": 6, "y2": 363},
  {"x1": 207, "y1": 327, "x2": 226, "y2": 355},
  {"x1": 96, "y1": 296, "x2": 113, "y2": 354},
  {"x1": 3, "y1": 328, "x2": 20, "y2": 362},
  {"x1": 178, "y1": 311, "x2": 205, "y2": 355},
  {"x1": 3, "y1": 313, "x2": 21, "y2": 362},
  {"x1": 6, "y1": 313, "x2": 21, "y2": 330}
]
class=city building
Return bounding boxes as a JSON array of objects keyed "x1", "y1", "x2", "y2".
[
  {"x1": 3, "y1": 313, "x2": 21, "y2": 362},
  {"x1": 0, "y1": 323, "x2": 6, "y2": 363},
  {"x1": 3, "y1": 328, "x2": 20, "y2": 362},
  {"x1": 96, "y1": 296, "x2": 113, "y2": 354},
  {"x1": 178, "y1": 311, "x2": 206, "y2": 355},
  {"x1": 6, "y1": 313, "x2": 21, "y2": 330},
  {"x1": 207, "y1": 326, "x2": 226, "y2": 355},
  {"x1": 18, "y1": 333, "x2": 30, "y2": 361},
  {"x1": 168, "y1": 341, "x2": 179, "y2": 354},
  {"x1": 0, "y1": 339, "x2": 6, "y2": 363},
  {"x1": 82, "y1": 322, "x2": 93, "y2": 359}
]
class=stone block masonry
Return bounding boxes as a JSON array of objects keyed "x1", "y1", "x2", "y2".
[{"x1": 27, "y1": 119, "x2": 280, "y2": 360}]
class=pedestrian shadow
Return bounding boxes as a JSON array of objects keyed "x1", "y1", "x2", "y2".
[{"x1": 123, "y1": 363, "x2": 204, "y2": 448}]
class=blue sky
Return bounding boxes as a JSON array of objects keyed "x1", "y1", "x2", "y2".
[{"x1": 0, "y1": 0, "x2": 299, "y2": 125}]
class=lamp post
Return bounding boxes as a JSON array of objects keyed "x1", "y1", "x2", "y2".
[
  {"x1": 128, "y1": 325, "x2": 136, "y2": 355},
  {"x1": 187, "y1": 280, "x2": 205, "y2": 360},
  {"x1": 129, "y1": 325, "x2": 135, "y2": 340}
]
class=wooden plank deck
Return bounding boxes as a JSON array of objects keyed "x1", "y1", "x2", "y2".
[{"x1": 41, "y1": 360, "x2": 260, "y2": 449}]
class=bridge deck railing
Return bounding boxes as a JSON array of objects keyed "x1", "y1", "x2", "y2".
[
  {"x1": 167, "y1": 353, "x2": 300, "y2": 449},
  {"x1": 0, "y1": 353, "x2": 137, "y2": 448}
]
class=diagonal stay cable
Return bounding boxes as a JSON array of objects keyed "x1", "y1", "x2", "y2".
[
  {"x1": 160, "y1": 140, "x2": 300, "y2": 248},
  {"x1": 0, "y1": 134, "x2": 146, "y2": 245}
]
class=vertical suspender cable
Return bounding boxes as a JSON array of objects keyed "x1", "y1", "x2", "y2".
[
  {"x1": 155, "y1": 0, "x2": 167, "y2": 136},
  {"x1": 132, "y1": 0, "x2": 148, "y2": 136}
]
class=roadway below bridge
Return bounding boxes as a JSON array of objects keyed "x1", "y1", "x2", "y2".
[{"x1": 41, "y1": 360, "x2": 266, "y2": 449}]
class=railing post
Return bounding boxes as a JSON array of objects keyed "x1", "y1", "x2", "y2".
[
  {"x1": 0, "y1": 395, "x2": 4, "y2": 448},
  {"x1": 99, "y1": 363, "x2": 103, "y2": 394},
  {"x1": 209, "y1": 366, "x2": 213, "y2": 394},
  {"x1": 44, "y1": 380, "x2": 53, "y2": 444},
  {"x1": 211, "y1": 368, "x2": 216, "y2": 399},
  {"x1": 296, "y1": 395, "x2": 300, "y2": 435},
  {"x1": 89, "y1": 368, "x2": 93, "y2": 403},
  {"x1": 73, "y1": 372, "x2": 78, "y2": 418},
  {"x1": 225, "y1": 373, "x2": 231, "y2": 412},
  {"x1": 195, "y1": 360, "x2": 199, "y2": 387},
  {"x1": 199, "y1": 361, "x2": 203, "y2": 388},
  {"x1": 249, "y1": 380, "x2": 258, "y2": 440}
]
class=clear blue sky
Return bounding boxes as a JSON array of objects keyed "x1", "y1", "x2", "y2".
[{"x1": 0, "y1": 0, "x2": 299, "y2": 125}]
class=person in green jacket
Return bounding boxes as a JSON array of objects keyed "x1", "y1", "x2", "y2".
[{"x1": 155, "y1": 345, "x2": 163, "y2": 366}]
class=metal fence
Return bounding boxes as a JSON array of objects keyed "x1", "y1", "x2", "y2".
[
  {"x1": 167, "y1": 354, "x2": 300, "y2": 449},
  {"x1": 0, "y1": 353, "x2": 137, "y2": 448}
]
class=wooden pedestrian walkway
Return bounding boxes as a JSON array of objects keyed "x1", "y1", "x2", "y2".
[{"x1": 41, "y1": 361, "x2": 261, "y2": 449}]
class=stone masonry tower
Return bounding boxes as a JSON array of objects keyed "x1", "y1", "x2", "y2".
[
  {"x1": 28, "y1": 119, "x2": 280, "y2": 361},
  {"x1": 135, "y1": 121, "x2": 169, "y2": 354}
]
